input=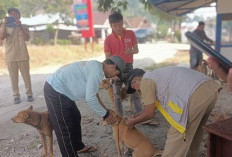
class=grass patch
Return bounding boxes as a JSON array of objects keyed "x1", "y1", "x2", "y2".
[{"x1": 0, "y1": 44, "x2": 104, "y2": 71}]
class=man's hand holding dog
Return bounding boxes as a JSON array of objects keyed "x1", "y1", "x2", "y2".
[
  {"x1": 105, "y1": 109, "x2": 116, "y2": 125},
  {"x1": 126, "y1": 118, "x2": 135, "y2": 129}
]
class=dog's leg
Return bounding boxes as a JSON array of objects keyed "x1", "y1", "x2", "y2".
[
  {"x1": 113, "y1": 127, "x2": 122, "y2": 157},
  {"x1": 115, "y1": 137, "x2": 122, "y2": 157},
  {"x1": 127, "y1": 98, "x2": 133, "y2": 112},
  {"x1": 48, "y1": 134, "x2": 54, "y2": 157},
  {"x1": 109, "y1": 89, "x2": 116, "y2": 110},
  {"x1": 39, "y1": 133, "x2": 47, "y2": 157}
]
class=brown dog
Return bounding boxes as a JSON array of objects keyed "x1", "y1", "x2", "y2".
[
  {"x1": 11, "y1": 106, "x2": 54, "y2": 157},
  {"x1": 196, "y1": 59, "x2": 208, "y2": 75},
  {"x1": 211, "y1": 112, "x2": 229, "y2": 123},
  {"x1": 101, "y1": 111, "x2": 163, "y2": 157},
  {"x1": 99, "y1": 79, "x2": 134, "y2": 111}
]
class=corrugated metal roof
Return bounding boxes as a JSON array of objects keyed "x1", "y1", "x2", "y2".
[{"x1": 150, "y1": 0, "x2": 215, "y2": 16}]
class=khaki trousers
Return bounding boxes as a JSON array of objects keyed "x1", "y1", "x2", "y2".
[
  {"x1": 7, "y1": 60, "x2": 33, "y2": 98},
  {"x1": 162, "y1": 80, "x2": 219, "y2": 157}
]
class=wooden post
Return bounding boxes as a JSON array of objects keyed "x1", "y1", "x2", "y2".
[
  {"x1": 90, "y1": 37, "x2": 94, "y2": 52},
  {"x1": 84, "y1": 38, "x2": 87, "y2": 51}
]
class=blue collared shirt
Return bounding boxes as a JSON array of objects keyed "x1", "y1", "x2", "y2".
[{"x1": 46, "y1": 60, "x2": 106, "y2": 117}]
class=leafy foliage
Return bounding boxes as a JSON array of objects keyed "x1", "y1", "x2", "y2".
[
  {"x1": 18, "y1": 0, "x2": 42, "y2": 17},
  {"x1": 97, "y1": 0, "x2": 151, "y2": 13},
  {"x1": 0, "y1": 0, "x2": 74, "y2": 22},
  {"x1": 46, "y1": 24, "x2": 55, "y2": 34},
  {"x1": 0, "y1": 0, "x2": 19, "y2": 19},
  {"x1": 156, "y1": 24, "x2": 169, "y2": 39}
]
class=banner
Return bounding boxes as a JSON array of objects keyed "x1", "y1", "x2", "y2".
[
  {"x1": 74, "y1": 0, "x2": 95, "y2": 37},
  {"x1": 74, "y1": 2, "x2": 89, "y2": 30}
]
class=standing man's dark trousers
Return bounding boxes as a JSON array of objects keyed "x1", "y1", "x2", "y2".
[
  {"x1": 44, "y1": 82, "x2": 85, "y2": 157},
  {"x1": 113, "y1": 63, "x2": 142, "y2": 116},
  {"x1": 189, "y1": 50, "x2": 203, "y2": 69}
]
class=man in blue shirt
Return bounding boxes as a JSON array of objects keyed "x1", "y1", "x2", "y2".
[{"x1": 44, "y1": 56, "x2": 125, "y2": 156}]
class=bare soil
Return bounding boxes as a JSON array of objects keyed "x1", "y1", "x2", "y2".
[{"x1": 0, "y1": 43, "x2": 232, "y2": 157}]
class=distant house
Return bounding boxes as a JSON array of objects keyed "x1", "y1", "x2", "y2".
[
  {"x1": 20, "y1": 12, "x2": 111, "y2": 44},
  {"x1": 126, "y1": 16, "x2": 155, "y2": 43},
  {"x1": 21, "y1": 14, "x2": 79, "y2": 44},
  {"x1": 92, "y1": 11, "x2": 110, "y2": 42},
  {"x1": 126, "y1": 16, "x2": 153, "y2": 30},
  {"x1": 20, "y1": 12, "x2": 154, "y2": 44}
]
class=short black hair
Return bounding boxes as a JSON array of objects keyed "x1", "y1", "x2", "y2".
[
  {"x1": 103, "y1": 58, "x2": 114, "y2": 65},
  {"x1": 198, "y1": 21, "x2": 205, "y2": 26},
  {"x1": 8, "y1": 7, "x2": 21, "y2": 18},
  {"x1": 103, "y1": 58, "x2": 122, "y2": 79},
  {"x1": 125, "y1": 68, "x2": 145, "y2": 94},
  {"x1": 109, "y1": 12, "x2": 123, "y2": 24},
  {"x1": 103, "y1": 59, "x2": 120, "y2": 70}
]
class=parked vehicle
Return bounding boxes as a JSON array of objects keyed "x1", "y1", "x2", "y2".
[{"x1": 134, "y1": 28, "x2": 155, "y2": 43}]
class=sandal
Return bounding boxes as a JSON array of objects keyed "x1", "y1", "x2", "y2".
[{"x1": 77, "y1": 146, "x2": 97, "y2": 154}]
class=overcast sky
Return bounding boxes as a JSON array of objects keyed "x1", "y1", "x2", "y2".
[{"x1": 187, "y1": 6, "x2": 216, "y2": 19}]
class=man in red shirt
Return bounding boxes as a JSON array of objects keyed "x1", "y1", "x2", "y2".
[{"x1": 104, "y1": 12, "x2": 142, "y2": 116}]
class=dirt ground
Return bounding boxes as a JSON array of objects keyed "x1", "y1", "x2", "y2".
[
  {"x1": 1, "y1": 43, "x2": 232, "y2": 157},
  {"x1": 0, "y1": 81, "x2": 232, "y2": 157}
]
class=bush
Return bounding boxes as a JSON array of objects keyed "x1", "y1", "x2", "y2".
[
  {"x1": 46, "y1": 24, "x2": 55, "y2": 34},
  {"x1": 34, "y1": 37, "x2": 42, "y2": 45},
  {"x1": 174, "y1": 30, "x2": 181, "y2": 42},
  {"x1": 48, "y1": 39, "x2": 72, "y2": 45},
  {"x1": 57, "y1": 39, "x2": 72, "y2": 45},
  {"x1": 156, "y1": 25, "x2": 169, "y2": 40}
]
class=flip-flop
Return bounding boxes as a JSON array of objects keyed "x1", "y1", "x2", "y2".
[{"x1": 77, "y1": 146, "x2": 97, "y2": 154}]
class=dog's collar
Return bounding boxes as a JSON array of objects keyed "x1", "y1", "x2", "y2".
[{"x1": 104, "y1": 84, "x2": 112, "y2": 90}]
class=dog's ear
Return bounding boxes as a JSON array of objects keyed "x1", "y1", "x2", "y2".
[
  {"x1": 103, "y1": 79, "x2": 109, "y2": 83},
  {"x1": 28, "y1": 105, "x2": 33, "y2": 110},
  {"x1": 24, "y1": 112, "x2": 29, "y2": 120}
]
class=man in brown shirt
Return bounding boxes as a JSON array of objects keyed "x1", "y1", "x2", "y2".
[
  {"x1": 0, "y1": 8, "x2": 33, "y2": 104},
  {"x1": 125, "y1": 68, "x2": 220, "y2": 157}
]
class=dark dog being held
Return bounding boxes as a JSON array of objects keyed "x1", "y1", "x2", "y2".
[
  {"x1": 100, "y1": 111, "x2": 163, "y2": 157},
  {"x1": 11, "y1": 106, "x2": 54, "y2": 157},
  {"x1": 99, "y1": 79, "x2": 134, "y2": 111}
]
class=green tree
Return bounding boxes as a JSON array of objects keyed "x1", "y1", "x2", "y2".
[
  {"x1": 0, "y1": 0, "x2": 19, "y2": 20},
  {"x1": 40, "y1": 0, "x2": 74, "y2": 45},
  {"x1": 17, "y1": 0, "x2": 43, "y2": 17},
  {"x1": 156, "y1": 24, "x2": 169, "y2": 39},
  {"x1": 10, "y1": 0, "x2": 74, "y2": 45},
  {"x1": 1, "y1": 0, "x2": 74, "y2": 45},
  {"x1": 97, "y1": 0, "x2": 151, "y2": 13}
]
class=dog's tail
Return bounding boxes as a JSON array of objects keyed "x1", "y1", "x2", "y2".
[{"x1": 154, "y1": 150, "x2": 163, "y2": 157}]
